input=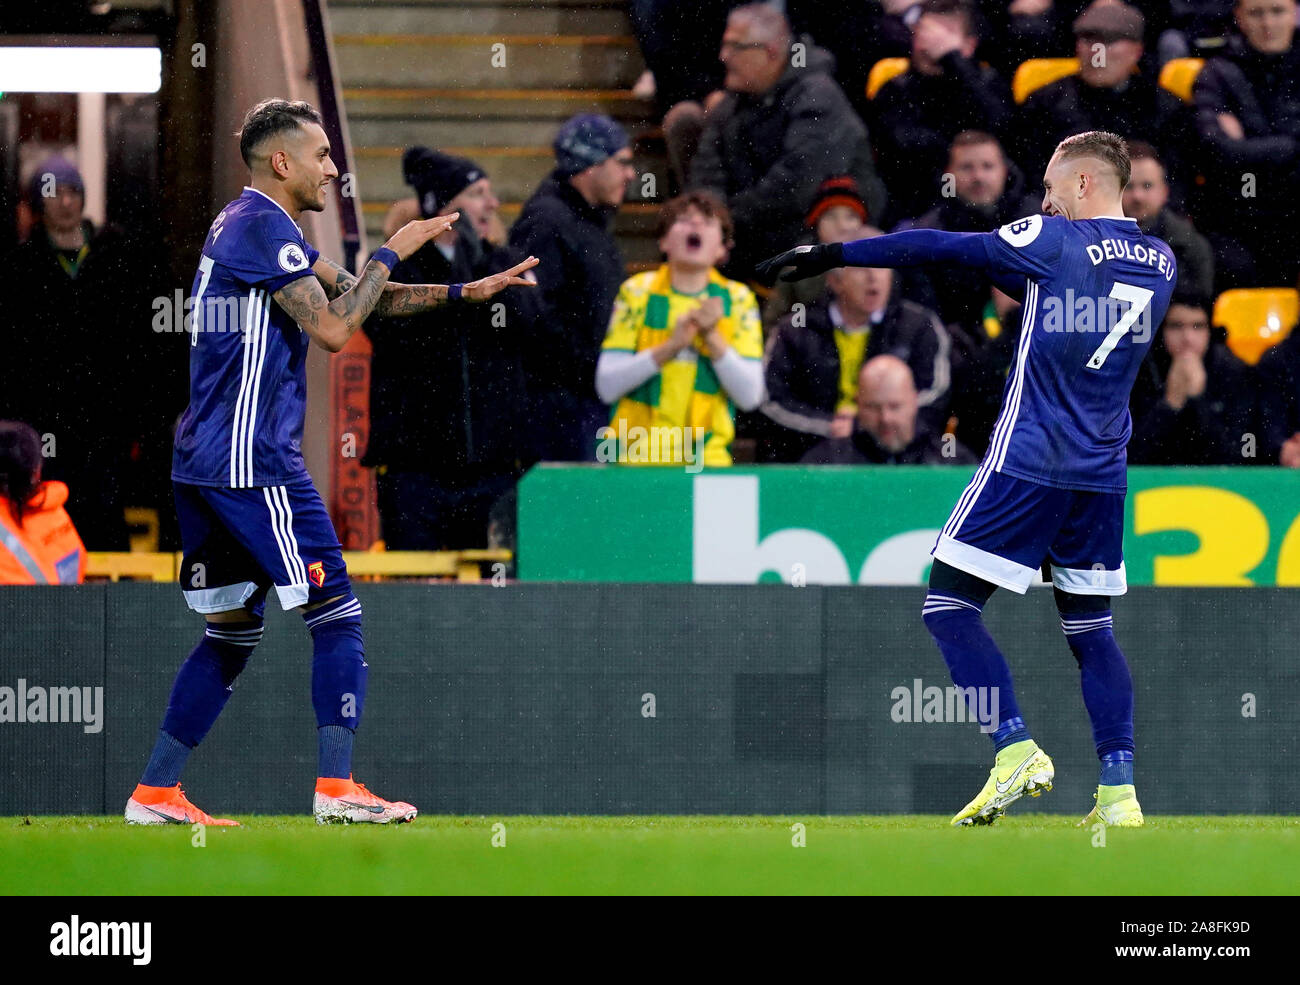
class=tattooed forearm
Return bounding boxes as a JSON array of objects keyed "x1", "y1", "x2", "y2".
[
  {"x1": 375, "y1": 283, "x2": 449, "y2": 316},
  {"x1": 333, "y1": 260, "x2": 390, "y2": 330},
  {"x1": 317, "y1": 256, "x2": 358, "y2": 300},
  {"x1": 276, "y1": 258, "x2": 391, "y2": 352},
  {"x1": 314, "y1": 255, "x2": 448, "y2": 317}
]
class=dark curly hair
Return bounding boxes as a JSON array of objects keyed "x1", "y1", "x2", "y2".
[
  {"x1": 0, "y1": 421, "x2": 43, "y2": 526},
  {"x1": 237, "y1": 99, "x2": 323, "y2": 167}
]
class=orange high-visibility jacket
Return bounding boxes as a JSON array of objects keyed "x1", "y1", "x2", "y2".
[{"x1": 0, "y1": 480, "x2": 86, "y2": 584}]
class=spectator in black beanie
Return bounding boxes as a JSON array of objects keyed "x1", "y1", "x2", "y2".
[
  {"x1": 0, "y1": 155, "x2": 164, "y2": 550},
  {"x1": 510, "y1": 114, "x2": 636, "y2": 462},
  {"x1": 362, "y1": 147, "x2": 545, "y2": 549}
]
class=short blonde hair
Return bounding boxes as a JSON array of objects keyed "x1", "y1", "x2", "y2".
[{"x1": 1054, "y1": 131, "x2": 1131, "y2": 189}]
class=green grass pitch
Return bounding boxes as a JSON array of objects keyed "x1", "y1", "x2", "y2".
[{"x1": 3, "y1": 815, "x2": 1297, "y2": 895}]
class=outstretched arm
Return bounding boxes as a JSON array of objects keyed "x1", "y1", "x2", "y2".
[
  {"x1": 314, "y1": 255, "x2": 446, "y2": 315},
  {"x1": 758, "y1": 216, "x2": 1061, "y2": 294},
  {"x1": 277, "y1": 213, "x2": 457, "y2": 351},
  {"x1": 755, "y1": 229, "x2": 995, "y2": 282},
  {"x1": 314, "y1": 253, "x2": 538, "y2": 317}
]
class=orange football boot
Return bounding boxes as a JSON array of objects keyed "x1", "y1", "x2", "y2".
[
  {"x1": 313, "y1": 775, "x2": 417, "y2": 824},
  {"x1": 125, "y1": 783, "x2": 239, "y2": 826}
]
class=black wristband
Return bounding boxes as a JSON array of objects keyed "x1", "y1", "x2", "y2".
[
  {"x1": 823, "y1": 242, "x2": 844, "y2": 268},
  {"x1": 448, "y1": 283, "x2": 463, "y2": 301}
]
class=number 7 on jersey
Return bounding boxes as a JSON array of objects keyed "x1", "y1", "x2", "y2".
[{"x1": 1086, "y1": 281, "x2": 1154, "y2": 370}]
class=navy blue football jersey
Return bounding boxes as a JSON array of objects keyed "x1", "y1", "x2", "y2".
[
  {"x1": 980, "y1": 213, "x2": 1176, "y2": 492},
  {"x1": 172, "y1": 187, "x2": 321, "y2": 488}
]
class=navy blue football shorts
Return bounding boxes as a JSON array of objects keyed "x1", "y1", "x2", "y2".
[
  {"x1": 931, "y1": 468, "x2": 1126, "y2": 596},
  {"x1": 174, "y1": 477, "x2": 351, "y2": 615}
]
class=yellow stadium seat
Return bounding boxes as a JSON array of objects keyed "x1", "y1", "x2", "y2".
[
  {"x1": 86, "y1": 552, "x2": 179, "y2": 582},
  {"x1": 866, "y1": 58, "x2": 909, "y2": 100},
  {"x1": 342, "y1": 549, "x2": 512, "y2": 582},
  {"x1": 1213, "y1": 288, "x2": 1299, "y2": 365},
  {"x1": 1013, "y1": 58, "x2": 1079, "y2": 104},
  {"x1": 1158, "y1": 58, "x2": 1204, "y2": 103},
  {"x1": 124, "y1": 507, "x2": 160, "y2": 553}
]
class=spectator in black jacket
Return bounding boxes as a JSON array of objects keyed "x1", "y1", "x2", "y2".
[
  {"x1": 1128, "y1": 293, "x2": 1257, "y2": 465},
  {"x1": 1191, "y1": 0, "x2": 1300, "y2": 287},
  {"x1": 1156, "y1": 1, "x2": 1238, "y2": 61},
  {"x1": 802, "y1": 354, "x2": 976, "y2": 464},
  {"x1": 689, "y1": 2, "x2": 887, "y2": 279},
  {"x1": 871, "y1": 0, "x2": 1013, "y2": 225},
  {"x1": 762, "y1": 247, "x2": 952, "y2": 462},
  {"x1": 1121, "y1": 141, "x2": 1216, "y2": 296},
  {"x1": 897, "y1": 130, "x2": 1040, "y2": 326},
  {"x1": 786, "y1": 0, "x2": 914, "y2": 122},
  {"x1": 1016, "y1": 2, "x2": 1182, "y2": 181},
  {"x1": 364, "y1": 148, "x2": 544, "y2": 549},
  {"x1": 510, "y1": 114, "x2": 636, "y2": 462},
  {"x1": 1255, "y1": 321, "x2": 1300, "y2": 465},
  {"x1": 0, "y1": 156, "x2": 165, "y2": 549},
  {"x1": 975, "y1": 1, "x2": 1093, "y2": 76}
]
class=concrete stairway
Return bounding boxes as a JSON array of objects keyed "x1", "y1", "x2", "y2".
[{"x1": 327, "y1": 0, "x2": 664, "y2": 266}]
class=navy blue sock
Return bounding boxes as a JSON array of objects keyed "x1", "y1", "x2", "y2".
[
  {"x1": 142, "y1": 621, "x2": 262, "y2": 786},
  {"x1": 1100, "y1": 750, "x2": 1134, "y2": 786},
  {"x1": 305, "y1": 595, "x2": 366, "y2": 778},
  {"x1": 922, "y1": 592, "x2": 1027, "y2": 751},
  {"x1": 1060, "y1": 611, "x2": 1135, "y2": 780},
  {"x1": 318, "y1": 725, "x2": 355, "y2": 780},
  {"x1": 991, "y1": 716, "x2": 1030, "y2": 750},
  {"x1": 140, "y1": 731, "x2": 191, "y2": 788}
]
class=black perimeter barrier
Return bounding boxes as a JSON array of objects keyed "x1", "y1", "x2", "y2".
[{"x1": 1, "y1": 584, "x2": 1295, "y2": 815}]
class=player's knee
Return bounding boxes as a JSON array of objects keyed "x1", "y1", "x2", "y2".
[
  {"x1": 302, "y1": 592, "x2": 362, "y2": 633},
  {"x1": 1055, "y1": 589, "x2": 1112, "y2": 650},
  {"x1": 921, "y1": 592, "x2": 984, "y2": 642},
  {"x1": 203, "y1": 618, "x2": 264, "y2": 684}
]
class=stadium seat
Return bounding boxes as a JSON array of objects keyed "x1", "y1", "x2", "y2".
[
  {"x1": 1158, "y1": 58, "x2": 1204, "y2": 103},
  {"x1": 124, "y1": 507, "x2": 160, "y2": 552},
  {"x1": 1012, "y1": 58, "x2": 1079, "y2": 104},
  {"x1": 1213, "y1": 288, "x2": 1300, "y2": 365},
  {"x1": 85, "y1": 552, "x2": 180, "y2": 582},
  {"x1": 343, "y1": 549, "x2": 513, "y2": 582},
  {"x1": 866, "y1": 58, "x2": 909, "y2": 100}
]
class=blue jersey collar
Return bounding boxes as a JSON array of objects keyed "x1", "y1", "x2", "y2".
[{"x1": 243, "y1": 186, "x2": 304, "y2": 235}]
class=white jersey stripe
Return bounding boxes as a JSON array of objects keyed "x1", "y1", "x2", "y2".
[
  {"x1": 273, "y1": 485, "x2": 308, "y2": 585},
  {"x1": 994, "y1": 281, "x2": 1039, "y2": 472},
  {"x1": 263, "y1": 486, "x2": 306, "y2": 588},
  {"x1": 942, "y1": 281, "x2": 1040, "y2": 538},
  {"x1": 946, "y1": 281, "x2": 1039, "y2": 536},
  {"x1": 229, "y1": 289, "x2": 260, "y2": 487},
  {"x1": 243, "y1": 294, "x2": 270, "y2": 487},
  {"x1": 942, "y1": 457, "x2": 987, "y2": 538},
  {"x1": 263, "y1": 486, "x2": 293, "y2": 585}
]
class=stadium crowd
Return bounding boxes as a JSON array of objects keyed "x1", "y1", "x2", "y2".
[{"x1": 2, "y1": 0, "x2": 1300, "y2": 562}]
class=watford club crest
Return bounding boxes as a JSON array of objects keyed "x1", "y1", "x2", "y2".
[{"x1": 308, "y1": 561, "x2": 325, "y2": 588}]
